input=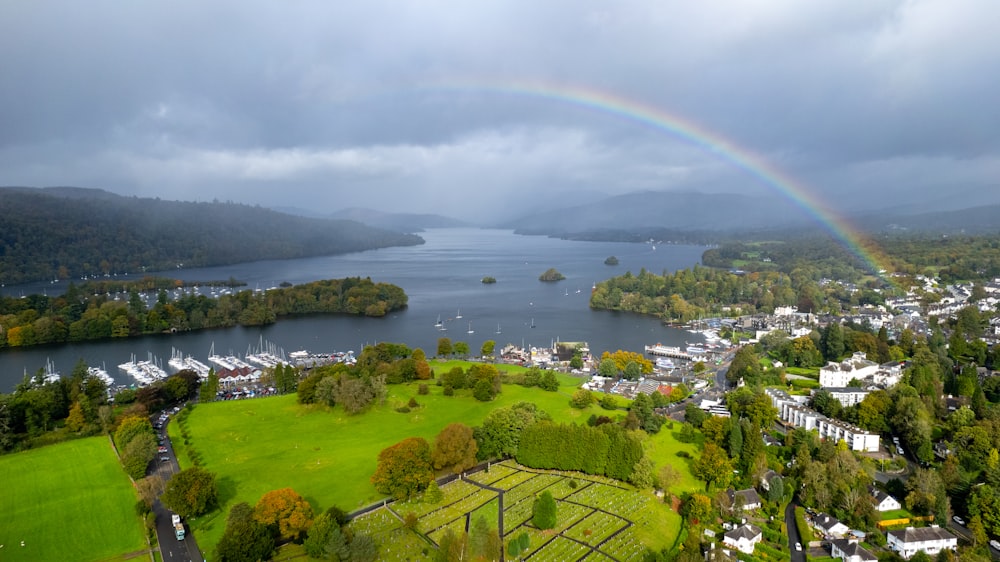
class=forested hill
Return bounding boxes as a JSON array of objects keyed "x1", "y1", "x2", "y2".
[{"x1": 0, "y1": 187, "x2": 424, "y2": 285}]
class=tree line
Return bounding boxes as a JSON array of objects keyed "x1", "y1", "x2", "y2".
[{"x1": 0, "y1": 277, "x2": 407, "y2": 348}]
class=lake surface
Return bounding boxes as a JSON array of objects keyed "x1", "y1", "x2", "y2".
[{"x1": 0, "y1": 229, "x2": 707, "y2": 392}]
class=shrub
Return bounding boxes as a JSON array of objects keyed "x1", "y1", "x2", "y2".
[
  {"x1": 418, "y1": 384, "x2": 429, "y2": 395},
  {"x1": 408, "y1": 397, "x2": 419, "y2": 408},
  {"x1": 396, "y1": 406, "x2": 411, "y2": 413}
]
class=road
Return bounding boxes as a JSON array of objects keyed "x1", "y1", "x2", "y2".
[
  {"x1": 784, "y1": 502, "x2": 806, "y2": 562},
  {"x1": 149, "y1": 411, "x2": 204, "y2": 562}
]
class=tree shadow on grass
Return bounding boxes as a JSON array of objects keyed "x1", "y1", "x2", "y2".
[{"x1": 216, "y1": 474, "x2": 239, "y2": 506}]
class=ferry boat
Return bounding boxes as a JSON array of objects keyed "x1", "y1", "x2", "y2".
[
  {"x1": 644, "y1": 344, "x2": 693, "y2": 361},
  {"x1": 655, "y1": 357, "x2": 676, "y2": 370}
]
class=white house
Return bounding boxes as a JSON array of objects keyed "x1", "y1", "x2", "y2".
[
  {"x1": 723, "y1": 524, "x2": 762, "y2": 554},
  {"x1": 727, "y1": 488, "x2": 762, "y2": 511},
  {"x1": 819, "y1": 352, "x2": 878, "y2": 387},
  {"x1": 831, "y1": 539, "x2": 877, "y2": 562},
  {"x1": 886, "y1": 527, "x2": 957, "y2": 559},
  {"x1": 814, "y1": 513, "x2": 850, "y2": 538},
  {"x1": 870, "y1": 487, "x2": 902, "y2": 512}
]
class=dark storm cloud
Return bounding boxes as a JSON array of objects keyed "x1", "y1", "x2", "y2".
[{"x1": 2, "y1": 0, "x2": 998, "y2": 216}]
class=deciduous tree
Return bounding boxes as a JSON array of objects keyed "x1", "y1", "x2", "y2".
[
  {"x1": 693, "y1": 443, "x2": 733, "y2": 491},
  {"x1": 371, "y1": 437, "x2": 434, "y2": 500},
  {"x1": 432, "y1": 423, "x2": 478, "y2": 474},
  {"x1": 437, "y1": 337, "x2": 453, "y2": 358},
  {"x1": 254, "y1": 487, "x2": 314, "y2": 541},
  {"x1": 161, "y1": 467, "x2": 219, "y2": 518}
]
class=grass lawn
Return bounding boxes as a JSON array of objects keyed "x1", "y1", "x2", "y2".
[
  {"x1": 174, "y1": 370, "x2": 590, "y2": 555},
  {"x1": 785, "y1": 367, "x2": 819, "y2": 378},
  {"x1": 0, "y1": 436, "x2": 146, "y2": 562},
  {"x1": 644, "y1": 425, "x2": 702, "y2": 496},
  {"x1": 879, "y1": 508, "x2": 913, "y2": 521}
]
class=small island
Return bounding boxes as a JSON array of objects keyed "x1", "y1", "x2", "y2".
[
  {"x1": 538, "y1": 268, "x2": 566, "y2": 282},
  {"x1": 481, "y1": 276, "x2": 497, "y2": 284},
  {"x1": 604, "y1": 256, "x2": 619, "y2": 265}
]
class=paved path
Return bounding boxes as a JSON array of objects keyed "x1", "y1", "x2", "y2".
[{"x1": 149, "y1": 411, "x2": 204, "y2": 562}]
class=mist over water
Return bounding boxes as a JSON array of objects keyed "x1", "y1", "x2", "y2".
[{"x1": 0, "y1": 229, "x2": 707, "y2": 392}]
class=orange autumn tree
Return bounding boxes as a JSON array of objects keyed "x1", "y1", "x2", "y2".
[
  {"x1": 432, "y1": 423, "x2": 478, "y2": 474},
  {"x1": 371, "y1": 437, "x2": 434, "y2": 500},
  {"x1": 253, "y1": 488, "x2": 314, "y2": 541}
]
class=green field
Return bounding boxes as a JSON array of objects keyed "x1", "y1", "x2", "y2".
[
  {"x1": 174, "y1": 366, "x2": 696, "y2": 557},
  {"x1": 0, "y1": 436, "x2": 146, "y2": 562},
  {"x1": 173, "y1": 371, "x2": 590, "y2": 552}
]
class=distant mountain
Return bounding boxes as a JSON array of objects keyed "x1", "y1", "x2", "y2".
[
  {"x1": 858, "y1": 203, "x2": 1000, "y2": 234},
  {"x1": 326, "y1": 208, "x2": 468, "y2": 232},
  {"x1": 502, "y1": 191, "x2": 812, "y2": 235},
  {"x1": 502, "y1": 189, "x2": 1000, "y2": 240},
  {"x1": 0, "y1": 187, "x2": 424, "y2": 285},
  {"x1": 272, "y1": 206, "x2": 467, "y2": 232}
]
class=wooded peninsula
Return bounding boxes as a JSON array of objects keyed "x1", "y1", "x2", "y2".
[{"x1": 0, "y1": 277, "x2": 407, "y2": 348}]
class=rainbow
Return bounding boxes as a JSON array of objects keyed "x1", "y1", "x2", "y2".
[{"x1": 429, "y1": 80, "x2": 894, "y2": 278}]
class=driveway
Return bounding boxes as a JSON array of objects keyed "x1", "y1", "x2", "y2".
[{"x1": 784, "y1": 502, "x2": 805, "y2": 562}]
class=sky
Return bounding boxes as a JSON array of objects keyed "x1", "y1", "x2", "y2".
[{"x1": 2, "y1": 0, "x2": 999, "y2": 221}]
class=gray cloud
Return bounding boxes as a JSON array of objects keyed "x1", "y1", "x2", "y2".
[{"x1": 2, "y1": 0, "x2": 998, "y2": 218}]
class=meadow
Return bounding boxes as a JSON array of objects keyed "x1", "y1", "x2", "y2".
[
  {"x1": 0, "y1": 436, "x2": 146, "y2": 562},
  {"x1": 172, "y1": 362, "x2": 699, "y2": 557}
]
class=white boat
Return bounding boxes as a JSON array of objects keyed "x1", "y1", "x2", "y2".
[
  {"x1": 87, "y1": 364, "x2": 115, "y2": 387},
  {"x1": 456, "y1": 309, "x2": 462, "y2": 319},
  {"x1": 168, "y1": 347, "x2": 186, "y2": 371},
  {"x1": 655, "y1": 357, "x2": 676, "y2": 370},
  {"x1": 434, "y1": 314, "x2": 443, "y2": 328},
  {"x1": 467, "y1": 322, "x2": 474, "y2": 334},
  {"x1": 496, "y1": 323, "x2": 502, "y2": 334},
  {"x1": 42, "y1": 358, "x2": 60, "y2": 384}
]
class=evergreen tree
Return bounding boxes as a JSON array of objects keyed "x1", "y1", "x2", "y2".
[
  {"x1": 822, "y1": 322, "x2": 845, "y2": 361},
  {"x1": 728, "y1": 418, "x2": 743, "y2": 458},
  {"x1": 532, "y1": 491, "x2": 557, "y2": 529}
]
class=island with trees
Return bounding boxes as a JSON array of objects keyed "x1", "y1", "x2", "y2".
[{"x1": 538, "y1": 268, "x2": 566, "y2": 282}]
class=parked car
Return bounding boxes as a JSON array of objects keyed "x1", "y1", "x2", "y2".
[
  {"x1": 157, "y1": 446, "x2": 168, "y2": 454},
  {"x1": 990, "y1": 539, "x2": 1000, "y2": 550},
  {"x1": 160, "y1": 456, "x2": 169, "y2": 462},
  {"x1": 953, "y1": 515, "x2": 965, "y2": 526},
  {"x1": 794, "y1": 543, "x2": 802, "y2": 552}
]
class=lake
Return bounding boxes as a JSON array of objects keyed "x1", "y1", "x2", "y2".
[{"x1": 0, "y1": 229, "x2": 707, "y2": 392}]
